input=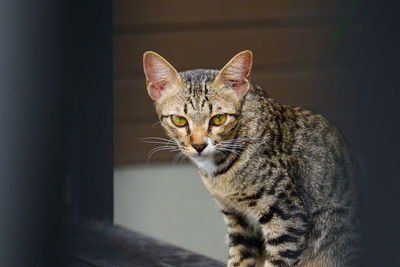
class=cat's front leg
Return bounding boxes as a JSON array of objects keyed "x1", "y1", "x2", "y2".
[
  {"x1": 241, "y1": 180, "x2": 309, "y2": 266},
  {"x1": 221, "y1": 209, "x2": 262, "y2": 267},
  {"x1": 259, "y1": 193, "x2": 309, "y2": 266}
]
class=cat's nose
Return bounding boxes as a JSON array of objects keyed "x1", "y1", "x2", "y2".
[{"x1": 192, "y1": 143, "x2": 207, "y2": 153}]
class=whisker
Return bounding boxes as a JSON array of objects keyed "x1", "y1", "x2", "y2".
[
  {"x1": 141, "y1": 136, "x2": 182, "y2": 165},
  {"x1": 173, "y1": 152, "x2": 187, "y2": 165},
  {"x1": 146, "y1": 145, "x2": 179, "y2": 164},
  {"x1": 216, "y1": 143, "x2": 246, "y2": 150},
  {"x1": 173, "y1": 152, "x2": 182, "y2": 165},
  {"x1": 140, "y1": 137, "x2": 177, "y2": 146},
  {"x1": 147, "y1": 145, "x2": 177, "y2": 156},
  {"x1": 226, "y1": 148, "x2": 245, "y2": 151},
  {"x1": 179, "y1": 155, "x2": 188, "y2": 163},
  {"x1": 140, "y1": 137, "x2": 176, "y2": 143},
  {"x1": 217, "y1": 148, "x2": 241, "y2": 156},
  {"x1": 140, "y1": 140, "x2": 177, "y2": 145},
  {"x1": 220, "y1": 144, "x2": 246, "y2": 148},
  {"x1": 219, "y1": 137, "x2": 256, "y2": 144}
]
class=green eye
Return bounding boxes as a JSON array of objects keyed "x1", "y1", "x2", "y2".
[
  {"x1": 171, "y1": 115, "x2": 188, "y2": 127},
  {"x1": 210, "y1": 114, "x2": 227, "y2": 126}
]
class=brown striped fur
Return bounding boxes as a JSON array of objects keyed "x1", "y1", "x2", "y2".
[{"x1": 143, "y1": 51, "x2": 360, "y2": 266}]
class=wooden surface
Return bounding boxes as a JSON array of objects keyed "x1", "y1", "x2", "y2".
[
  {"x1": 113, "y1": 0, "x2": 351, "y2": 164},
  {"x1": 64, "y1": 223, "x2": 224, "y2": 267}
]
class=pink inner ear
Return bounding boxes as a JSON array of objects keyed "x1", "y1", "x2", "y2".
[
  {"x1": 151, "y1": 81, "x2": 166, "y2": 90},
  {"x1": 145, "y1": 58, "x2": 162, "y2": 84},
  {"x1": 147, "y1": 80, "x2": 167, "y2": 100},
  {"x1": 144, "y1": 56, "x2": 169, "y2": 100},
  {"x1": 229, "y1": 80, "x2": 248, "y2": 97},
  {"x1": 240, "y1": 56, "x2": 251, "y2": 78}
]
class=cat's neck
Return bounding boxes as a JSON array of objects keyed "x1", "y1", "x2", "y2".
[{"x1": 238, "y1": 84, "x2": 276, "y2": 141}]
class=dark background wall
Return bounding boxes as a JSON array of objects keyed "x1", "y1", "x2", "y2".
[{"x1": 113, "y1": 0, "x2": 354, "y2": 163}]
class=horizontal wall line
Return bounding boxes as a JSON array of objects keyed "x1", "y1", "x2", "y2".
[{"x1": 113, "y1": 17, "x2": 343, "y2": 35}]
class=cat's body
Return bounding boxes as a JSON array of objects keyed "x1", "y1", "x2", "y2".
[{"x1": 143, "y1": 51, "x2": 359, "y2": 266}]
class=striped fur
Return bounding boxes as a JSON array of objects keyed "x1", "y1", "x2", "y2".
[{"x1": 143, "y1": 51, "x2": 360, "y2": 266}]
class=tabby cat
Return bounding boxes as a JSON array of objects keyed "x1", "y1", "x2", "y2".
[{"x1": 142, "y1": 50, "x2": 359, "y2": 266}]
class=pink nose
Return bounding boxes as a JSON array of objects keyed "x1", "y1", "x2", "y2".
[{"x1": 192, "y1": 144, "x2": 207, "y2": 153}]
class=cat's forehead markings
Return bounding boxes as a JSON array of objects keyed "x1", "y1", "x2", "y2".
[
  {"x1": 201, "y1": 79, "x2": 207, "y2": 95},
  {"x1": 188, "y1": 97, "x2": 196, "y2": 110},
  {"x1": 201, "y1": 99, "x2": 206, "y2": 109}
]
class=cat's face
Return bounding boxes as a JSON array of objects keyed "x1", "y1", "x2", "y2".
[{"x1": 143, "y1": 51, "x2": 252, "y2": 166}]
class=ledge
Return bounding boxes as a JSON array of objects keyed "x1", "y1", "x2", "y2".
[{"x1": 64, "y1": 223, "x2": 224, "y2": 267}]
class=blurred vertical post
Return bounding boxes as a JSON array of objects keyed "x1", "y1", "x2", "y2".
[
  {"x1": 0, "y1": 0, "x2": 112, "y2": 266},
  {"x1": 0, "y1": 1, "x2": 65, "y2": 266},
  {"x1": 346, "y1": 1, "x2": 400, "y2": 265}
]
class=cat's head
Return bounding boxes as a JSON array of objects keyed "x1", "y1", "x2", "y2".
[{"x1": 143, "y1": 51, "x2": 252, "y2": 169}]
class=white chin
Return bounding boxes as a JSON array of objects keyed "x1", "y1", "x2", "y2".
[{"x1": 189, "y1": 154, "x2": 216, "y2": 175}]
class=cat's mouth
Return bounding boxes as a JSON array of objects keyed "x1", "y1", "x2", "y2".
[{"x1": 187, "y1": 149, "x2": 214, "y2": 158}]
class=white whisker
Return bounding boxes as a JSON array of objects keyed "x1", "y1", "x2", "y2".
[
  {"x1": 221, "y1": 144, "x2": 245, "y2": 148},
  {"x1": 147, "y1": 145, "x2": 177, "y2": 156},
  {"x1": 218, "y1": 148, "x2": 241, "y2": 156},
  {"x1": 141, "y1": 136, "x2": 183, "y2": 165},
  {"x1": 173, "y1": 152, "x2": 187, "y2": 165},
  {"x1": 141, "y1": 140, "x2": 177, "y2": 145},
  {"x1": 173, "y1": 152, "x2": 182, "y2": 165},
  {"x1": 140, "y1": 137, "x2": 176, "y2": 143},
  {"x1": 146, "y1": 145, "x2": 179, "y2": 164},
  {"x1": 219, "y1": 137, "x2": 256, "y2": 144},
  {"x1": 140, "y1": 137, "x2": 177, "y2": 146}
]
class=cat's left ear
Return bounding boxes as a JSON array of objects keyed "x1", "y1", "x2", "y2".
[
  {"x1": 212, "y1": 50, "x2": 253, "y2": 99},
  {"x1": 143, "y1": 51, "x2": 183, "y2": 101}
]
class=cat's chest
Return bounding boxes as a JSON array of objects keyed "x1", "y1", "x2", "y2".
[
  {"x1": 196, "y1": 155, "x2": 262, "y2": 207},
  {"x1": 200, "y1": 171, "x2": 251, "y2": 204},
  {"x1": 201, "y1": 174, "x2": 261, "y2": 225}
]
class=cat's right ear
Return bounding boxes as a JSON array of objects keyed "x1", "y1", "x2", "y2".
[
  {"x1": 212, "y1": 50, "x2": 253, "y2": 100},
  {"x1": 143, "y1": 51, "x2": 183, "y2": 101}
]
